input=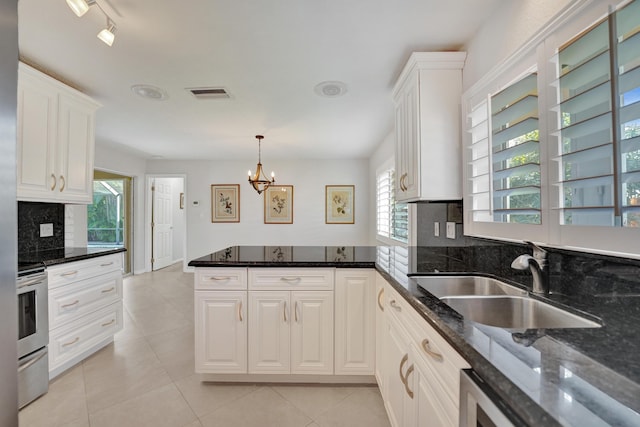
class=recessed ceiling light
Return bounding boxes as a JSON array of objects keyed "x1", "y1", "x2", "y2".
[
  {"x1": 131, "y1": 84, "x2": 168, "y2": 101},
  {"x1": 314, "y1": 81, "x2": 348, "y2": 98}
]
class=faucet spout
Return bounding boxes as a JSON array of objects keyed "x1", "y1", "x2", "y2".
[{"x1": 511, "y1": 249, "x2": 549, "y2": 295}]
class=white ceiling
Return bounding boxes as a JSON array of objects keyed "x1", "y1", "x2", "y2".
[{"x1": 18, "y1": 0, "x2": 503, "y2": 160}]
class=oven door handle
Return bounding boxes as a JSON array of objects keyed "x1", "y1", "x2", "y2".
[
  {"x1": 18, "y1": 347, "x2": 48, "y2": 373},
  {"x1": 17, "y1": 275, "x2": 47, "y2": 289}
]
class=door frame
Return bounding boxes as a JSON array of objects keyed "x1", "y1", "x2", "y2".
[{"x1": 145, "y1": 174, "x2": 187, "y2": 272}]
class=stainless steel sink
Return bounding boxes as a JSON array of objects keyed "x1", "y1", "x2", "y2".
[
  {"x1": 439, "y1": 296, "x2": 601, "y2": 329},
  {"x1": 415, "y1": 276, "x2": 527, "y2": 298}
]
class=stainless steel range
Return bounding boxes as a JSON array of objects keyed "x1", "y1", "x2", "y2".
[{"x1": 17, "y1": 265, "x2": 49, "y2": 408}]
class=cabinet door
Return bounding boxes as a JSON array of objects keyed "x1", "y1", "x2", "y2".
[
  {"x1": 384, "y1": 319, "x2": 411, "y2": 427},
  {"x1": 375, "y1": 273, "x2": 387, "y2": 390},
  {"x1": 335, "y1": 269, "x2": 375, "y2": 375},
  {"x1": 290, "y1": 291, "x2": 333, "y2": 375},
  {"x1": 248, "y1": 291, "x2": 290, "y2": 374},
  {"x1": 395, "y1": 73, "x2": 420, "y2": 202},
  {"x1": 16, "y1": 71, "x2": 58, "y2": 201},
  {"x1": 56, "y1": 93, "x2": 96, "y2": 203},
  {"x1": 195, "y1": 291, "x2": 247, "y2": 373},
  {"x1": 410, "y1": 353, "x2": 455, "y2": 427}
]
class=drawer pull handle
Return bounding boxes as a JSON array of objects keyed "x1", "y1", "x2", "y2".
[
  {"x1": 377, "y1": 288, "x2": 384, "y2": 311},
  {"x1": 283, "y1": 301, "x2": 288, "y2": 322},
  {"x1": 404, "y1": 364, "x2": 415, "y2": 399},
  {"x1": 61, "y1": 270, "x2": 79, "y2": 277},
  {"x1": 101, "y1": 287, "x2": 115, "y2": 294},
  {"x1": 421, "y1": 339, "x2": 443, "y2": 362},
  {"x1": 100, "y1": 262, "x2": 114, "y2": 267},
  {"x1": 238, "y1": 301, "x2": 243, "y2": 322},
  {"x1": 208, "y1": 276, "x2": 231, "y2": 281},
  {"x1": 62, "y1": 337, "x2": 80, "y2": 347},
  {"x1": 280, "y1": 277, "x2": 301, "y2": 282},
  {"x1": 61, "y1": 300, "x2": 80, "y2": 308},
  {"x1": 389, "y1": 300, "x2": 401, "y2": 311},
  {"x1": 294, "y1": 301, "x2": 299, "y2": 323},
  {"x1": 101, "y1": 319, "x2": 115, "y2": 327},
  {"x1": 50, "y1": 174, "x2": 57, "y2": 191},
  {"x1": 59, "y1": 175, "x2": 65, "y2": 192},
  {"x1": 399, "y1": 353, "x2": 409, "y2": 385}
]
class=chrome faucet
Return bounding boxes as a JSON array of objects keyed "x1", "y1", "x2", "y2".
[{"x1": 511, "y1": 241, "x2": 549, "y2": 294}]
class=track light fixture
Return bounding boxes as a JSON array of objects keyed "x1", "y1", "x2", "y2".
[
  {"x1": 97, "y1": 19, "x2": 117, "y2": 46},
  {"x1": 66, "y1": 0, "x2": 96, "y2": 17},
  {"x1": 65, "y1": 0, "x2": 118, "y2": 47}
]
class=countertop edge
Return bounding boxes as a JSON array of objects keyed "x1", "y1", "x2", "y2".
[{"x1": 42, "y1": 247, "x2": 126, "y2": 267}]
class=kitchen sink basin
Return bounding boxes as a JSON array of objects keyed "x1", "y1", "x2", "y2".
[
  {"x1": 439, "y1": 296, "x2": 601, "y2": 329},
  {"x1": 415, "y1": 275, "x2": 527, "y2": 298}
]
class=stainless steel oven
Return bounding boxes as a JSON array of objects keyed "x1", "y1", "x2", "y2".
[
  {"x1": 460, "y1": 370, "x2": 519, "y2": 427},
  {"x1": 17, "y1": 266, "x2": 49, "y2": 408}
]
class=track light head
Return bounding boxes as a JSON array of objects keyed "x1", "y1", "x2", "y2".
[
  {"x1": 65, "y1": 0, "x2": 96, "y2": 17},
  {"x1": 97, "y1": 19, "x2": 117, "y2": 46}
]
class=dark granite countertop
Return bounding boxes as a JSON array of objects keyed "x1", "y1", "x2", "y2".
[
  {"x1": 189, "y1": 244, "x2": 640, "y2": 426},
  {"x1": 18, "y1": 247, "x2": 126, "y2": 271}
]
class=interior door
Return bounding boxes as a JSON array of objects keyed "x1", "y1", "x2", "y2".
[{"x1": 152, "y1": 178, "x2": 173, "y2": 270}]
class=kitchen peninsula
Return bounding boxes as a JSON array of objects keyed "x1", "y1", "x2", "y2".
[{"x1": 189, "y1": 245, "x2": 640, "y2": 427}]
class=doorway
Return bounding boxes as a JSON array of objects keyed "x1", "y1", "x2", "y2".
[
  {"x1": 88, "y1": 171, "x2": 133, "y2": 274},
  {"x1": 147, "y1": 176, "x2": 186, "y2": 271}
]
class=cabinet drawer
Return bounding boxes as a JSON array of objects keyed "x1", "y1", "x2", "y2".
[
  {"x1": 49, "y1": 301, "x2": 123, "y2": 371},
  {"x1": 249, "y1": 268, "x2": 334, "y2": 291},
  {"x1": 48, "y1": 254, "x2": 123, "y2": 289},
  {"x1": 196, "y1": 268, "x2": 247, "y2": 290},
  {"x1": 49, "y1": 270, "x2": 122, "y2": 329}
]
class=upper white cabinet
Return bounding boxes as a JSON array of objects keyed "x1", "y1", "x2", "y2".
[
  {"x1": 392, "y1": 52, "x2": 466, "y2": 202},
  {"x1": 17, "y1": 62, "x2": 100, "y2": 204}
]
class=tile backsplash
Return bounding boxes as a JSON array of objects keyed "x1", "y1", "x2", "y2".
[{"x1": 18, "y1": 201, "x2": 65, "y2": 253}]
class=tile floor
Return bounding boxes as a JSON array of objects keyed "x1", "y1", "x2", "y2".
[{"x1": 19, "y1": 263, "x2": 391, "y2": 427}]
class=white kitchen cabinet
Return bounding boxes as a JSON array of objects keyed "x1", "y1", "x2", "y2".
[
  {"x1": 248, "y1": 269, "x2": 334, "y2": 375},
  {"x1": 375, "y1": 272, "x2": 387, "y2": 391},
  {"x1": 392, "y1": 52, "x2": 466, "y2": 202},
  {"x1": 17, "y1": 62, "x2": 99, "y2": 204},
  {"x1": 47, "y1": 253, "x2": 123, "y2": 379},
  {"x1": 381, "y1": 280, "x2": 469, "y2": 427},
  {"x1": 334, "y1": 269, "x2": 375, "y2": 375},
  {"x1": 195, "y1": 291, "x2": 247, "y2": 374}
]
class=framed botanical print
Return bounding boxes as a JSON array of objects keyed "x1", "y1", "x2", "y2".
[
  {"x1": 264, "y1": 185, "x2": 293, "y2": 224},
  {"x1": 211, "y1": 184, "x2": 240, "y2": 223},
  {"x1": 326, "y1": 185, "x2": 354, "y2": 224}
]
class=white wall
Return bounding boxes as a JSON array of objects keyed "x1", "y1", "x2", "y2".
[
  {"x1": 93, "y1": 143, "x2": 147, "y2": 274},
  {"x1": 462, "y1": 0, "x2": 572, "y2": 91},
  {"x1": 146, "y1": 158, "x2": 370, "y2": 264}
]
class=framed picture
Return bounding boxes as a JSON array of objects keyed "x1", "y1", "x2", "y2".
[
  {"x1": 211, "y1": 184, "x2": 240, "y2": 223},
  {"x1": 325, "y1": 185, "x2": 354, "y2": 224},
  {"x1": 264, "y1": 246, "x2": 293, "y2": 262},
  {"x1": 264, "y1": 185, "x2": 294, "y2": 224},
  {"x1": 179, "y1": 192, "x2": 185, "y2": 209},
  {"x1": 326, "y1": 246, "x2": 354, "y2": 262}
]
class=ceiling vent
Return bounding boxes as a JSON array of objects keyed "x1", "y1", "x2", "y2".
[{"x1": 187, "y1": 87, "x2": 231, "y2": 100}]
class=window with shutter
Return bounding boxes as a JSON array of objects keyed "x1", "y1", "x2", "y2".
[{"x1": 376, "y1": 167, "x2": 408, "y2": 243}]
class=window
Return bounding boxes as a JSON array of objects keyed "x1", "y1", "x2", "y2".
[
  {"x1": 377, "y1": 167, "x2": 408, "y2": 243},
  {"x1": 464, "y1": 0, "x2": 639, "y2": 257}
]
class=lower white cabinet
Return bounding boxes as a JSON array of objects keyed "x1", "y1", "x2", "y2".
[
  {"x1": 375, "y1": 272, "x2": 387, "y2": 389},
  {"x1": 335, "y1": 269, "x2": 376, "y2": 375},
  {"x1": 47, "y1": 253, "x2": 124, "y2": 379},
  {"x1": 381, "y1": 281, "x2": 470, "y2": 427},
  {"x1": 195, "y1": 291, "x2": 247, "y2": 373}
]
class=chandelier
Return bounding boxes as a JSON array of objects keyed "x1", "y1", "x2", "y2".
[{"x1": 248, "y1": 135, "x2": 275, "y2": 194}]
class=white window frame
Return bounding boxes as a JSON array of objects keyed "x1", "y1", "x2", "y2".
[
  {"x1": 462, "y1": 0, "x2": 639, "y2": 259},
  {"x1": 376, "y1": 160, "x2": 409, "y2": 245}
]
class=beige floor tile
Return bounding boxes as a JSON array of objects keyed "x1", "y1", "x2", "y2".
[
  {"x1": 19, "y1": 364, "x2": 88, "y2": 427},
  {"x1": 182, "y1": 421, "x2": 204, "y2": 427},
  {"x1": 146, "y1": 325, "x2": 196, "y2": 380},
  {"x1": 89, "y1": 383, "x2": 197, "y2": 427},
  {"x1": 174, "y1": 375, "x2": 258, "y2": 417},
  {"x1": 199, "y1": 387, "x2": 311, "y2": 427},
  {"x1": 272, "y1": 385, "x2": 360, "y2": 419},
  {"x1": 128, "y1": 302, "x2": 192, "y2": 336},
  {"x1": 313, "y1": 387, "x2": 391, "y2": 427}
]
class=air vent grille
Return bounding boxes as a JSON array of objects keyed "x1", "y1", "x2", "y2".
[{"x1": 187, "y1": 87, "x2": 231, "y2": 99}]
